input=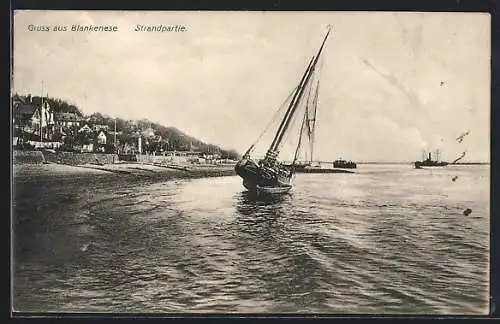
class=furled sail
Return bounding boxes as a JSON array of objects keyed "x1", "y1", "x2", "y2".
[
  {"x1": 268, "y1": 27, "x2": 331, "y2": 159},
  {"x1": 293, "y1": 79, "x2": 320, "y2": 166}
]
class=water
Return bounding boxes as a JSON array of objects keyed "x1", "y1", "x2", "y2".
[{"x1": 12, "y1": 164, "x2": 490, "y2": 314}]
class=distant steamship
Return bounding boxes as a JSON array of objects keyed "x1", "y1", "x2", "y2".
[{"x1": 414, "y1": 150, "x2": 448, "y2": 169}]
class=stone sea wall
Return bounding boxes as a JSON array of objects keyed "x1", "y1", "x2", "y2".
[
  {"x1": 13, "y1": 150, "x2": 46, "y2": 164},
  {"x1": 39, "y1": 151, "x2": 118, "y2": 165},
  {"x1": 117, "y1": 154, "x2": 138, "y2": 162},
  {"x1": 13, "y1": 150, "x2": 237, "y2": 167},
  {"x1": 13, "y1": 150, "x2": 188, "y2": 166},
  {"x1": 136, "y1": 154, "x2": 188, "y2": 165}
]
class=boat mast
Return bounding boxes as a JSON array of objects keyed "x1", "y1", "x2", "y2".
[
  {"x1": 292, "y1": 110, "x2": 309, "y2": 166},
  {"x1": 269, "y1": 27, "x2": 332, "y2": 155},
  {"x1": 302, "y1": 75, "x2": 315, "y2": 162},
  {"x1": 291, "y1": 78, "x2": 317, "y2": 166},
  {"x1": 309, "y1": 80, "x2": 319, "y2": 163},
  {"x1": 268, "y1": 57, "x2": 315, "y2": 154},
  {"x1": 304, "y1": 102, "x2": 310, "y2": 163}
]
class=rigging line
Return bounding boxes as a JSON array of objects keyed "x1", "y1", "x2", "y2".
[
  {"x1": 273, "y1": 27, "x2": 331, "y2": 152},
  {"x1": 269, "y1": 56, "x2": 315, "y2": 152},
  {"x1": 293, "y1": 111, "x2": 308, "y2": 165},
  {"x1": 310, "y1": 80, "x2": 320, "y2": 162},
  {"x1": 276, "y1": 65, "x2": 316, "y2": 153},
  {"x1": 278, "y1": 93, "x2": 309, "y2": 153},
  {"x1": 250, "y1": 85, "x2": 299, "y2": 148},
  {"x1": 303, "y1": 75, "x2": 316, "y2": 160},
  {"x1": 308, "y1": 79, "x2": 320, "y2": 136},
  {"x1": 310, "y1": 55, "x2": 322, "y2": 134},
  {"x1": 304, "y1": 70, "x2": 315, "y2": 140},
  {"x1": 277, "y1": 67, "x2": 318, "y2": 154},
  {"x1": 307, "y1": 42, "x2": 324, "y2": 162},
  {"x1": 275, "y1": 65, "x2": 316, "y2": 153}
]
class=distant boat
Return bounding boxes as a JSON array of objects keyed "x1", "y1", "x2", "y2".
[
  {"x1": 235, "y1": 27, "x2": 333, "y2": 195},
  {"x1": 287, "y1": 161, "x2": 312, "y2": 169},
  {"x1": 414, "y1": 151, "x2": 449, "y2": 169},
  {"x1": 333, "y1": 159, "x2": 357, "y2": 169}
]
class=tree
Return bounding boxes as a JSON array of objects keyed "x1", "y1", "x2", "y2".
[
  {"x1": 12, "y1": 94, "x2": 240, "y2": 156},
  {"x1": 76, "y1": 131, "x2": 92, "y2": 145},
  {"x1": 221, "y1": 149, "x2": 240, "y2": 160},
  {"x1": 44, "y1": 96, "x2": 84, "y2": 116},
  {"x1": 105, "y1": 143, "x2": 116, "y2": 153}
]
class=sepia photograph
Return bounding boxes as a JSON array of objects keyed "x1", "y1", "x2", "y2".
[{"x1": 11, "y1": 10, "x2": 490, "y2": 314}]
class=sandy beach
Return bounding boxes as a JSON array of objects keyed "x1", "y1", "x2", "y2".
[{"x1": 13, "y1": 162, "x2": 237, "y2": 183}]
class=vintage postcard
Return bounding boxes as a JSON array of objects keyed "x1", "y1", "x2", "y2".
[{"x1": 11, "y1": 11, "x2": 490, "y2": 314}]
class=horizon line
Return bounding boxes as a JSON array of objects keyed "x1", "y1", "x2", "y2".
[{"x1": 281, "y1": 160, "x2": 490, "y2": 165}]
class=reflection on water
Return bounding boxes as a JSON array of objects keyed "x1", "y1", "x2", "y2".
[{"x1": 13, "y1": 165, "x2": 489, "y2": 314}]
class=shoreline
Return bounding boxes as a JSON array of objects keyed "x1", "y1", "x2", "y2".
[{"x1": 13, "y1": 162, "x2": 237, "y2": 183}]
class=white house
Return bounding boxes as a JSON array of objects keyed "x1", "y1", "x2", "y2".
[{"x1": 97, "y1": 131, "x2": 107, "y2": 145}]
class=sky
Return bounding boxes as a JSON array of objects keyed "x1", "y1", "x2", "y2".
[{"x1": 12, "y1": 11, "x2": 490, "y2": 162}]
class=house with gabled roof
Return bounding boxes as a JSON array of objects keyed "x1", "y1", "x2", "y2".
[
  {"x1": 12, "y1": 94, "x2": 55, "y2": 142},
  {"x1": 97, "y1": 131, "x2": 107, "y2": 145},
  {"x1": 78, "y1": 124, "x2": 92, "y2": 133}
]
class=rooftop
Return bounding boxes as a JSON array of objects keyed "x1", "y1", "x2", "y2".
[
  {"x1": 54, "y1": 112, "x2": 82, "y2": 121},
  {"x1": 14, "y1": 103, "x2": 37, "y2": 116}
]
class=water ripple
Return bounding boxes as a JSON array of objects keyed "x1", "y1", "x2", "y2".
[{"x1": 13, "y1": 165, "x2": 489, "y2": 314}]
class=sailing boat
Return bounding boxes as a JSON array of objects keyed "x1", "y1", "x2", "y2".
[{"x1": 235, "y1": 27, "x2": 332, "y2": 195}]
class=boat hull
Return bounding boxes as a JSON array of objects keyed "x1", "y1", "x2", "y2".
[
  {"x1": 414, "y1": 161, "x2": 449, "y2": 169},
  {"x1": 235, "y1": 158, "x2": 293, "y2": 194},
  {"x1": 333, "y1": 160, "x2": 357, "y2": 169},
  {"x1": 255, "y1": 184, "x2": 292, "y2": 195},
  {"x1": 283, "y1": 162, "x2": 310, "y2": 169}
]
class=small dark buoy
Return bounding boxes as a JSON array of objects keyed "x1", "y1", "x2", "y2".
[{"x1": 463, "y1": 208, "x2": 472, "y2": 216}]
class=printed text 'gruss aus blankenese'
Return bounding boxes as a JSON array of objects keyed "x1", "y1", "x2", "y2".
[{"x1": 27, "y1": 24, "x2": 119, "y2": 32}]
